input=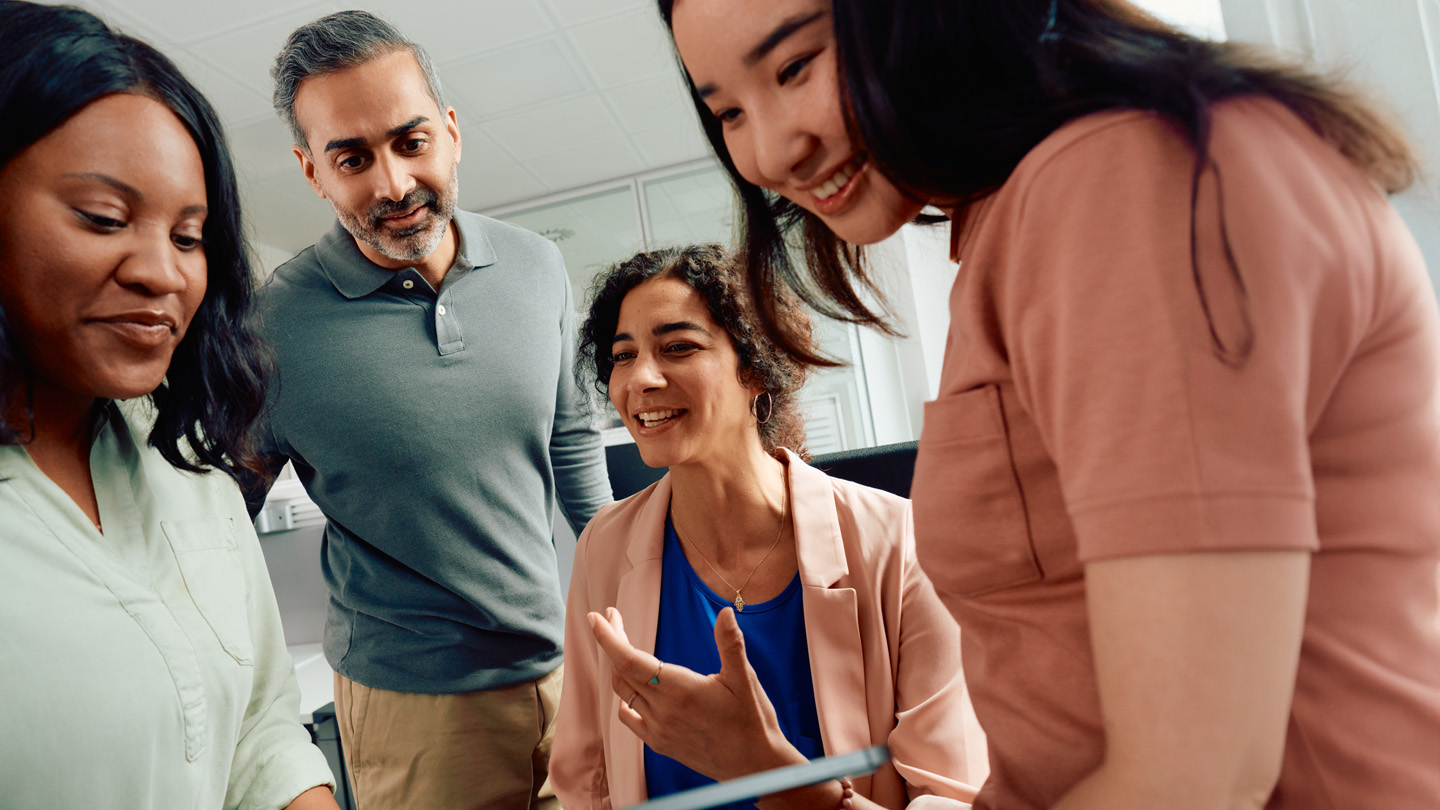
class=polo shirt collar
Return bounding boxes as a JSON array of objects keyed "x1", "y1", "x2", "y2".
[{"x1": 314, "y1": 212, "x2": 499, "y2": 300}]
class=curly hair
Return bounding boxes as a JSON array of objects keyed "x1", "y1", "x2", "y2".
[
  {"x1": 578, "y1": 244, "x2": 813, "y2": 460},
  {"x1": 0, "y1": 0, "x2": 269, "y2": 484}
]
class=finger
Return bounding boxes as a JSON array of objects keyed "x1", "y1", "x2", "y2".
[
  {"x1": 616, "y1": 693, "x2": 650, "y2": 741},
  {"x1": 713, "y1": 607, "x2": 752, "y2": 686},
  {"x1": 591, "y1": 610, "x2": 662, "y2": 686}
]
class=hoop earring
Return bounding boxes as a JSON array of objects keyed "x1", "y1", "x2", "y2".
[{"x1": 751, "y1": 391, "x2": 774, "y2": 425}]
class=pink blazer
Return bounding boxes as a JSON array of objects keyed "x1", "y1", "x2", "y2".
[{"x1": 552, "y1": 450, "x2": 980, "y2": 810}]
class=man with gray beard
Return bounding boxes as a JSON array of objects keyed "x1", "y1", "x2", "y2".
[{"x1": 245, "y1": 11, "x2": 612, "y2": 809}]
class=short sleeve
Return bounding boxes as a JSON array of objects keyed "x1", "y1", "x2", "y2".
[{"x1": 997, "y1": 111, "x2": 1320, "y2": 562}]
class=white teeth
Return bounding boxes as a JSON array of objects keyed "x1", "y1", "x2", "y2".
[
  {"x1": 813, "y1": 160, "x2": 858, "y2": 201},
  {"x1": 638, "y1": 409, "x2": 681, "y2": 427}
]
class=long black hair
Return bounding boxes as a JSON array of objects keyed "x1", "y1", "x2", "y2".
[
  {"x1": 0, "y1": 0, "x2": 270, "y2": 483},
  {"x1": 657, "y1": 0, "x2": 1418, "y2": 366}
]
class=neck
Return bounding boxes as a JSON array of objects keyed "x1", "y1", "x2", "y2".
[
  {"x1": 669, "y1": 443, "x2": 788, "y2": 563},
  {"x1": 15, "y1": 379, "x2": 97, "y2": 458}
]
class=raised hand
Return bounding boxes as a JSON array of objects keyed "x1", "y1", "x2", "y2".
[{"x1": 587, "y1": 606, "x2": 809, "y2": 782}]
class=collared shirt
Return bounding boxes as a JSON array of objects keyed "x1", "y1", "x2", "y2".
[
  {"x1": 0, "y1": 401, "x2": 334, "y2": 809},
  {"x1": 251, "y1": 211, "x2": 612, "y2": 694}
]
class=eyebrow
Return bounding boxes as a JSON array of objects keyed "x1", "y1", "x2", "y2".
[
  {"x1": 611, "y1": 321, "x2": 715, "y2": 344},
  {"x1": 62, "y1": 172, "x2": 207, "y2": 216},
  {"x1": 323, "y1": 115, "x2": 431, "y2": 154},
  {"x1": 695, "y1": 10, "x2": 826, "y2": 99}
]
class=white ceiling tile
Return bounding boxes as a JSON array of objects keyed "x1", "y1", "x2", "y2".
[
  {"x1": 541, "y1": 0, "x2": 649, "y2": 27},
  {"x1": 187, "y1": 2, "x2": 340, "y2": 98},
  {"x1": 629, "y1": 121, "x2": 711, "y2": 168},
  {"x1": 229, "y1": 118, "x2": 304, "y2": 179},
  {"x1": 456, "y1": 128, "x2": 519, "y2": 172},
  {"x1": 442, "y1": 37, "x2": 588, "y2": 120},
  {"x1": 167, "y1": 47, "x2": 276, "y2": 128},
  {"x1": 99, "y1": 0, "x2": 324, "y2": 45},
  {"x1": 566, "y1": 8, "x2": 676, "y2": 89},
  {"x1": 604, "y1": 73, "x2": 696, "y2": 132},
  {"x1": 460, "y1": 163, "x2": 550, "y2": 212},
  {"x1": 365, "y1": 0, "x2": 555, "y2": 60},
  {"x1": 482, "y1": 97, "x2": 624, "y2": 161},
  {"x1": 244, "y1": 174, "x2": 337, "y2": 255},
  {"x1": 522, "y1": 137, "x2": 646, "y2": 189}
]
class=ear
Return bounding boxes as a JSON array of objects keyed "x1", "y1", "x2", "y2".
[
  {"x1": 294, "y1": 145, "x2": 326, "y2": 200},
  {"x1": 444, "y1": 105, "x2": 462, "y2": 165}
]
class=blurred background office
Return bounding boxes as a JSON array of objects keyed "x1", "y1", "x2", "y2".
[{"x1": 38, "y1": 1, "x2": 1440, "y2": 767}]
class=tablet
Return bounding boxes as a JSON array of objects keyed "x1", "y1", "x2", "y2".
[{"x1": 617, "y1": 745, "x2": 890, "y2": 810}]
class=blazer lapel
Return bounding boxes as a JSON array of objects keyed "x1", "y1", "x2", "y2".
[
  {"x1": 788, "y1": 452, "x2": 873, "y2": 764},
  {"x1": 608, "y1": 475, "x2": 672, "y2": 807}
]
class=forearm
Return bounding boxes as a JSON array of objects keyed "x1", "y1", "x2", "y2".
[
  {"x1": 283, "y1": 785, "x2": 340, "y2": 810},
  {"x1": 1051, "y1": 761, "x2": 1270, "y2": 810}
]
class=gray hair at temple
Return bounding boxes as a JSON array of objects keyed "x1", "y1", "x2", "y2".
[{"x1": 271, "y1": 9, "x2": 446, "y2": 154}]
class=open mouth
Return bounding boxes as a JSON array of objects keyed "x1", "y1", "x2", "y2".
[
  {"x1": 637, "y1": 408, "x2": 686, "y2": 428},
  {"x1": 812, "y1": 154, "x2": 865, "y2": 202}
]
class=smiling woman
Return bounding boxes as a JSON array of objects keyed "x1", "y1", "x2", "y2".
[
  {"x1": 554, "y1": 244, "x2": 978, "y2": 810},
  {"x1": 0, "y1": 2, "x2": 336, "y2": 808},
  {"x1": 653, "y1": 1, "x2": 1440, "y2": 809}
]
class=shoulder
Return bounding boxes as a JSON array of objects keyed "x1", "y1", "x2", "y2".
[
  {"x1": 462, "y1": 211, "x2": 566, "y2": 269},
  {"x1": 256, "y1": 245, "x2": 328, "y2": 314},
  {"x1": 788, "y1": 453, "x2": 913, "y2": 571},
  {"x1": 114, "y1": 400, "x2": 255, "y2": 527}
]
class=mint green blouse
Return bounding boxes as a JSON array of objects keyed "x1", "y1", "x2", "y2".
[{"x1": 0, "y1": 401, "x2": 333, "y2": 809}]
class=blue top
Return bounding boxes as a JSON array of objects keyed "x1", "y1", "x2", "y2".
[
  {"x1": 247, "y1": 213, "x2": 613, "y2": 693},
  {"x1": 645, "y1": 517, "x2": 823, "y2": 808}
]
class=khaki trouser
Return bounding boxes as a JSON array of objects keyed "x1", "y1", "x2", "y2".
[{"x1": 333, "y1": 666, "x2": 563, "y2": 810}]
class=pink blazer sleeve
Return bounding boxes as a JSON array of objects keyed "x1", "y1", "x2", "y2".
[{"x1": 551, "y1": 513, "x2": 613, "y2": 810}]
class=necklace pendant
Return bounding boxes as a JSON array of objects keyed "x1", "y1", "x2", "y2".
[{"x1": 734, "y1": 593, "x2": 745, "y2": 612}]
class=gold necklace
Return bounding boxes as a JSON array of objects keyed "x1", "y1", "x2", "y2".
[{"x1": 676, "y1": 487, "x2": 789, "y2": 612}]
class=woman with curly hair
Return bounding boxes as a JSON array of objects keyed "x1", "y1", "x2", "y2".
[
  {"x1": 0, "y1": 2, "x2": 336, "y2": 807},
  {"x1": 552, "y1": 244, "x2": 979, "y2": 810}
]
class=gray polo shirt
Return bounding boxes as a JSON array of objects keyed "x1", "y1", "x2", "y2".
[{"x1": 250, "y1": 211, "x2": 612, "y2": 694}]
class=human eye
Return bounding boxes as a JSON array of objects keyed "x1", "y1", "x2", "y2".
[
  {"x1": 712, "y1": 107, "x2": 742, "y2": 125},
  {"x1": 399, "y1": 136, "x2": 430, "y2": 154},
  {"x1": 778, "y1": 53, "x2": 815, "y2": 85},
  {"x1": 610, "y1": 348, "x2": 637, "y2": 364},
  {"x1": 171, "y1": 231, "x2": 206, "y2": 251},
  {"x1": 75, "y1": 209, "x2": 126, "y2": 232},
  {"x1": 336, "y1": 152, "x2": 368, "y2": 172},
  {"x1": 664, "y1": 341, "x2": 700, "y2": 356}
]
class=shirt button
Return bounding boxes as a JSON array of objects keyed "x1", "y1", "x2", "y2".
[
  {"x1": 402, "y1": 279, "x2": 414, "y2": 290},
  {"x1": 437, "y1": 304, "x2": 448, "y2": 316}
]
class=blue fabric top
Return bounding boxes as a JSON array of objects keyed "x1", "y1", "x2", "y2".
[{"x1": 645, "y1": 517, "x2": 823, "y2": 808}]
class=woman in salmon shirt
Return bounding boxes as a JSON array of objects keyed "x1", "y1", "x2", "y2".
[
  {"x1": 652, "y1": 0, "x2": 1440, "y2": 809},
  {"x1": 551, "y1": 244, "x2": 979, "y2": 810}
]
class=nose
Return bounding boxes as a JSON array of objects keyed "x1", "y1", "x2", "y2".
[
  {"x1": 372, "y1": 151, "x2": 416, "y2": 202},
  {"x1": 114, "y1": 227, "x2": 191, "y2": 297},
  {"x1": 750, "y1": 100, "x2": 815, "y2": 186},
  {"x1": 628, "y1": 352, "x2": 666, "y2": 394}
]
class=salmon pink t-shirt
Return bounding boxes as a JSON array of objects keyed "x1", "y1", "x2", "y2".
[{"x1": 913, "y1": 97, "x2": 1440, "y2": 810}]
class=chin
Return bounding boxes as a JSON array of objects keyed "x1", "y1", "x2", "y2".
[{"x1": 83, "y1": 364, "x2": 173, "y2": 402}]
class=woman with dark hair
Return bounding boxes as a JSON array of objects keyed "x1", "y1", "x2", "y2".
[
  {"x1": 655, "y1": 1, "x2": 1440, "y2": 809},
  {"x1": 0, "y1": 2, "x2": 336, "y2": 807},
  {"x1": 552, "y1": 244, "x2": 979, "y2": 810}
]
